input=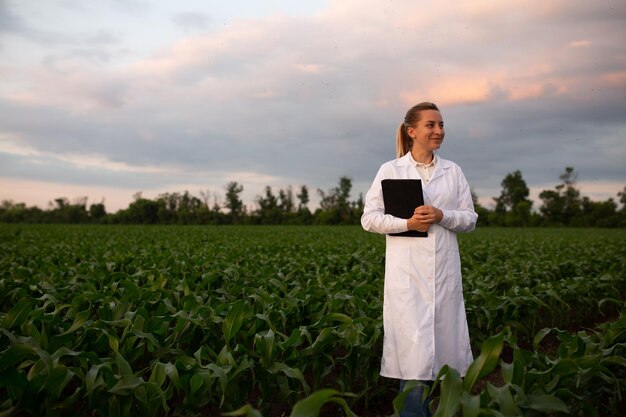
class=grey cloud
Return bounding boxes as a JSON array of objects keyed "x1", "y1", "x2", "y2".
[
  {"x1": 0, "y1": 0, "x2": 125, "y2": 54},
  {"x1": 108, "y1": 0, "x2": 152, "y2": 16},
  {"x1": 0, "y1": 0, "x2": 64, "y2": 44},
  {"x1": 171, "y1": 12, "x2": 211, "y2": 32},
  {"x1": 0, "y1": 0, "x2": 23, "y2": 33},
  {"x1": 441, "y1": 98, "x2": 626, "y2": 196}
]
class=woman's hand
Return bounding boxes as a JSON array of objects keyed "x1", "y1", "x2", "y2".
[
  {"x1": 407, "y1": 214, "x2": 430, "y2": 232},
  {"x1": 407, "y1": 205, "x2": 443, "y2": 231}
]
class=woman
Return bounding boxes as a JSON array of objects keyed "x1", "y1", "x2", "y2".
[{"x1": 361, "y1": 102, "x2": 477, "y2": 417}]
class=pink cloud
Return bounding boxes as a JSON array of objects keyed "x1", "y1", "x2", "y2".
[{"x1": 602, "y1": 71, "x2": 626, "y2": 87}]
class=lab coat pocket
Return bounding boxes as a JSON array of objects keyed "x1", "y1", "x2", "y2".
[{"x1": 385, "y1": 246, "x2": 410, "y2": 289}]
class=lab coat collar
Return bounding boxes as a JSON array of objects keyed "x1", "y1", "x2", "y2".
[
  {"x1": 396, "y1": 152, "x2": 414, "y2": 167},
  {"x1": 397, "y1": 152, "x2": 450, "y2": 182}
]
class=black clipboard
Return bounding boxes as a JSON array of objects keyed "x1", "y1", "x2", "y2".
[{"x1": 381, "y1": 179, "x2": 427, "y2": 237}]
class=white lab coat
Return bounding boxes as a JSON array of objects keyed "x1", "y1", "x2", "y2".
[{"x1": 361, "y1": 152, "x2": 477, "y2": 380}]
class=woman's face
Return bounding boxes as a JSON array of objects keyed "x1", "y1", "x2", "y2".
[{"x1": 407, "y1": 109, "x2": 445, "y2": 153}]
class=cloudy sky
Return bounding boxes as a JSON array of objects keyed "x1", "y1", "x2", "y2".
[{"x1": 1, "y1": 0, "x2": 625, "y2": 213}]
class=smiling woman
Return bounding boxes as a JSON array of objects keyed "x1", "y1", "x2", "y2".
[{"x1": 362, "y1": 101, "x2": 478, "y2": 417}]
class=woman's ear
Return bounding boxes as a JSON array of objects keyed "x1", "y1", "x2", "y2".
[{"x1": 405, "y1": 126, "x2": 415, "y2": 139}]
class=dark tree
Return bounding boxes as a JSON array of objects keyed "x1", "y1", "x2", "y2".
[
  {"x1": 297, "y1": 185, "x2": 310, "y2": 211},
  {"x1": 557, "y1": 166, "x2": 582, "y2": 224},
  {"x1": 295, "y1": 185, "x2": 312, "y2": 224},
  {"x1": 539, "y1": 166, "x2": 582, "y2": 226},
  {"x1": 619, "y1": 186, "x2": 626, "y2": 211},
  {"x1": 123, "y1": 198, "x2": 162, "y2": 224},
  {"x1": 317, "y1": 176, "x2": 353, "y2": 224},
  {"x1": 224, "y1": 181, "x2": 244, "y2": 223},
  {"x1": 89, "y1": 202, "x2": 107, "y2": 221},
  {"x1": 255, "y1": 186, "x2": 280, "y2": 224},
  {"x1": 278, "y1": 186, "x2": 295, "y2": 214},
  {"x1": 471, "y1": 190, "x2": 491, "y2": 227},
  {"x1": 493, "y1": 170, "x2": 533, "y2": 226}
]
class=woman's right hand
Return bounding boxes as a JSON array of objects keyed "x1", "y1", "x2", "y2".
[{"x1": 407, "y1": 214, "x2": 429, "y2": 232}]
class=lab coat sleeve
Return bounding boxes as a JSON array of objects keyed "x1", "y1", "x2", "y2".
[
  {"x1": 438, "y1": 168, "x2": 478, "y2": 233},
  {"x1": 361, "y1": 165, "x2": 409, "y2": 234}
]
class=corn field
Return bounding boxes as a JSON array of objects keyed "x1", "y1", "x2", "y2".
[{"x1": 1, "y1": 225, "x2": 624, "y2": 416}]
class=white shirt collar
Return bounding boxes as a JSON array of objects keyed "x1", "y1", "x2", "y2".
[{"x1": 408, "y1": 152, "x2": 437, "y2": 168}]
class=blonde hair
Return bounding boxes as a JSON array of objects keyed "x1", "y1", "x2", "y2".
[{"x1": 395, "y1": 102, "x2": 440, "y2": 158}]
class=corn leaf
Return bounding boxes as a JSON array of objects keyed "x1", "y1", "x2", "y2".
[
  {"x1": 463, "y1": 332, "x2": 504, "y2": 391},
  {"x1": 2, "y1": 298, "x2": 33, "y2": 329}
]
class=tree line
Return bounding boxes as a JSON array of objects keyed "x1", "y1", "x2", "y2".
[
  {"x1": 482, "y1": 166, "x2": 625, "y2": 227},
  {"x1": 0, "y1": 177, "x2": 363, "y2": 226},
  {"x1": 1, "y1": 167, "x2": 625, "y2": 227}
]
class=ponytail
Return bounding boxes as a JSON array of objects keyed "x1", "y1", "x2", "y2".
[{"x1": 396, "y1": 123, "x2": 412, "y2": 158}]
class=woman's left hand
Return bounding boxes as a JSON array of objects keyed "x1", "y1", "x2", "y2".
[{"x1": 414, "y1": 205, "x2": 443, "y2": 224}]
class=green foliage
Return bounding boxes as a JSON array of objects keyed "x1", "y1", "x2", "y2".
[
  {"x1": 0, "y1": 225, "x2": 624, "y2": 416},
  {"x1": 493, "y1": 170, "x2": 533, "y2": 227},
  {"x1": 433, "y1": 312, "x2": 626, "y2": 416},
  {"x1": 288, "y1": 389, "x2": 357, "y2": 417},
  {"x1": 1, "y1": 169, "x2": 624, "y2": 226},
  {"x1": 225, "y1": 182, "x2": 245, "y2": 223},
  {"x1": 315, "y1": 176, "x2": 363, "y2": 225}
]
